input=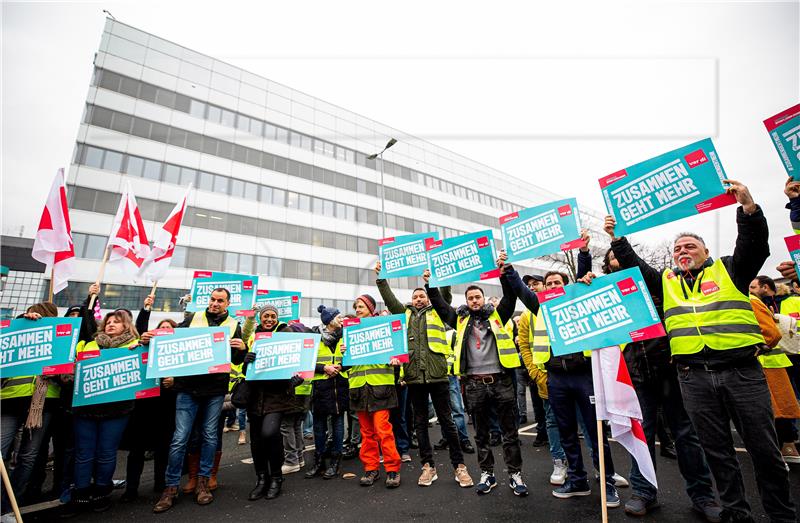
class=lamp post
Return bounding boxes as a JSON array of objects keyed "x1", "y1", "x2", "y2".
[{"x1": 367, "y1": 138, "x2": 397, "y2": 237}]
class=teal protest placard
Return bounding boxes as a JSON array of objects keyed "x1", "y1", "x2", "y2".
[
  {"x1": 146, "y1": 327, "x2": 232, "y2": 378},
  {"x1": 378, "y1": 232, "x2": 439, "y2": 279},
  {"x1": 73, "y1": 346, "x2": 160, "y2": 407},
  {"x1": 245, "y1": 331, "x2": 320, "y2": 380},
  {"x1": 538, "y1": 267, "x2": 666, "y2": 357},
  {"x1": 425, "y1": 230, "x2": 500, "y2": 288},
  {"x1": 341, "y1": 314, "x2": 408, "y2": 366},
  {"x1": 785, "y1": 235, "x2": 800, "y2": 282},
  {"x1": 500, "y1": 198, "x2": 584, "y2": 263},
  {"x1": 599, "y1": 138, "x2": 736, "y2": 237},
  {"x1": 0, "y1": 317, "x2": 82, "y2": 377},
  {"x1": 764, "y1": 104, "x2": 800, "y2": 181},
  {"x1": 254, "y1": 290, "x2": 301, "y2": 323},
  {"x1": 187, "y1": 271, "x2": 256, "y2": 315}
]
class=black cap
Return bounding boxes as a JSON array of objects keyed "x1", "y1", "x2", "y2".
[{"x1": 522, "y1": 274, "x2": 544, "y2": 285}]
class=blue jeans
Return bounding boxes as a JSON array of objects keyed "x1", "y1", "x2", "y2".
[
  {"x1": 440, "y1": 375, "x2": 470, "y2": 442},
  {"x1": 547, "y1": 369, "x2": 615, "y2": 485},
  {"x1": 72, "y1": 415, "x2": 129, "y2": 489},
  {"x1": 1, "y1": 410, "x2": 53, "y2": 511},
  {"x1": 629, "y1": 365, "x2": 715, "y2": 504},
  {"x1": 678, "y1": 361, "x2": 796, "y2": 522},
  {"x1": 390, "y1": 386, "x2": 410, "y2": 454},
  {"x1": 303, "y1": 411, "x2": 313, "y2": 437},
  {"x1": 165, "y1": 393, "x2": 224, "y2": 487},
  {"x1": 225, "y1": 408, "x2": 247, "y2": 430},
  {"x1": 313, "y1": 412, "x2": 344, "y2": 455},
  {"x1": 543, "y1": 400, "x2": 566, "y2": 461}
]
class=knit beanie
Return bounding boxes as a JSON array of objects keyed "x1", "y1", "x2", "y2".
[
  {"x1": 355, "y1": 294, "x2": 377, "y2": 316},
  {"x1": 259, "y1": 304, "x2": 280, "y2": 320},
  {"x1": 318, "y1": 304, "x2": 341, "y2": 326}
]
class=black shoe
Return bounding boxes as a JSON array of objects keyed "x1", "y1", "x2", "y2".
[
  {"x1": 265, "y1": 477, "x2": 283, "y2": 500},
  {"x1": 519, "y1": 415, "x2": 528, "y2": 425},
  {"x1": 410, "y1": 436, "x2": 419, "y2": 449},
  {"x1": 460, "y1": 440, "x2": 476, "y2": 454},
  {"x1": 60, "y1": 488, "x2": 91, "y2": 518},
  {"x1": 305, "y1": 453, "x2": 326, "y2": 479},
  {"x1": 624, "y1": 495, "x2": 660, "y2": 516},
  {"x1": 532, "y1": 432, "x2": 549, "y2": 447},
  {"x1": 120, "y1": 488, "x2": 138, "y2": 502},
  {"x1": 433, "y1": 438, "x2": 449, "y2": 450},
  {"x1": 692, "y1": 500, "x2": 723, "y2": 523},
  {"x1": 323, "y1": 453, "x2": 341, "y2": 480},
  {"x1": 488, "y1": 433, "x2": 501, "y2": 447},
  {"x1": 248, "y1": 473, "x2": 267, "y2": 501},
  {"x1": 660, "y1": 443, "x2": 677, "y2": 460},
  {"x1": 91, "y1": 485, "x2": 113, "y2": 513},
  {"x1": 342, "y1": 445, "x2": 357, "y2": 460}
]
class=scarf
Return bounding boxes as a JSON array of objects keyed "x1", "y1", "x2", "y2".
[
  {"x1": 94, "y1": 330, "x2": 136, "y2": 348},
  {"x1": 320, "y1": 326, "x2": 342, "y2": 349}
]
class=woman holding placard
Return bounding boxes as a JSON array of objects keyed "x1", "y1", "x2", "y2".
[{"x1": 63, "y1": 310, "x2": 139, "y2": 516}]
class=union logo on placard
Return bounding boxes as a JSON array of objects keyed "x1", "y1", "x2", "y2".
[
  {"x1": 56, "y1": 324, "x2": 72, "y2": 337},
  {"x1": 391, "y1": 320, "x2": 402, "y2": 332},
  {"x1": 476, "y1": 237, "x2": 490, "y2": 249},
  {"x1": 685, "y1": 149, "x2": 708, "y2": 168},
  {"x1": 213, "y1": 332, "x2": 226, "y2": 343},
  {"x1": 616, "y1": 278, "x2": 638, "y2": 296}
]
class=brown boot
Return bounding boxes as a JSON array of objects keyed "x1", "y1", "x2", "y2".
[
  {"x1": 195, "y1": 476, "x2": 214, "y2": 505},
  {"x1": 181, "y1": 453, "x2": 200, "y2": 494},
  {"x1": 152, "y1": 486, "x2": 178, "y2": 513},
  {"x1": 208, "y1": 451, "x2": 222, "y2": 491}
]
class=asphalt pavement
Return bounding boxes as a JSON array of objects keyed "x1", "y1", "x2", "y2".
[{"x1": 19, "y1": 420, "x2": 800, "y2": 522}]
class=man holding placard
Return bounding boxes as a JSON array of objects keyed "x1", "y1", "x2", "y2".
[
  {"x1": 427, "y1": 258, "x2": 527, "y2": 497},
  {"x1": 148, "y1": 287, "x2": 247, "y2": 513},
  {"x1": 604, "y1": 179, "x2": 797, "y2": 523},
  {"x1": 374, "y1": 262, "x2": 474, "y2": 488}
]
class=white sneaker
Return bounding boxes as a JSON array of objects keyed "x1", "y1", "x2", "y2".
[
  {"x1": 1, "y1": 513, "x2": 18, "y2": 523},
  {"x1": 281, "y1": 463, "x2": 301, "y2": 474},
  {"x1": 612, "y1": 473, "x2": 629, "y2": 487},
  {"x1": 550, "y1": 459, "x2": 568, "y2": 485}
]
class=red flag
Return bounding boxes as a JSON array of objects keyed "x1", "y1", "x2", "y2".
[
  {"x1": 32, "y1": 168, "x2": 75, "y2": 294},
  {"x1": 107, "y1": 181, "x2": 150, "y2": 280},
  {"x1": 139, "y1": 186, "x2": 190, "y2": 283},
  {"x1": 592, "y1": 346, "x2": 657, "y2": 488}
]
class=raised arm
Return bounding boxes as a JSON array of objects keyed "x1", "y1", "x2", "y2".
[
  {"x1": 496, "y1": 268, "x2": 518, "y2": 325},
  {"x1": 784, "y1": 177, "x2": 800, "y2": 234},
  {"x1": 374, "y1": 262, "x2": 406, "y2": 314},
  {"x1": 503, "y1": 265, "x2": 539, "y2": 315},
  {"x1": 575, "y1": 229, "x2": 592, "y2": 280},
  {"x1": 605, "y1": 215, "x2": 664, "y2": 302},
  {"x1": 723, "y1": 180, "x2": 769, "y2": 295},
  {"x1": 424, "y1": 270, "x2": 457, "y2": 328}
]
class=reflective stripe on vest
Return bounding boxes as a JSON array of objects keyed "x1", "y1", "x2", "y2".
[
  {"x1": 314, "y1": 338, "x2": 345, "y2": 381},
  {"x1": 348, "y1": 365, "x2": 394, "y2": 389},
  {"x1": 453, "y1": 309, "x2": 520, "y2": 375},
  {"x1": 405, "y1": 309, "x2": 450, "y2": 355},
  {"x1": 1, "y1": 376, "x2": 60, "y2": 400},
  {"x1": 662, "y1": 260, "x2": 765, "y2": 355},
  {"x1": 190, "y1": 312, "x2": 239, "y2": 338}
]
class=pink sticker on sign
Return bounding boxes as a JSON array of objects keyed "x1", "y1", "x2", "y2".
[
  {"x1": 255, "y1": 332, "x2": 273, "y2": 340},
  {"x1": 343, "y1": 318, "x2": 361, "y2": 327},
  {"x1": 391, "y1": 320, "x2": 402, "y2": 332},
  {"x1": 153, "y1": 328, "x2": 174, "y2": 337},
  {"x1": 213, "y1": 332, "x2": 226, "y2": 343},
  {"x1": 55, "y1": 324, "x2": 72, "y2": 337},
  {"x1": 695, "y1": 192, "x2": 737, "y2": 213},
  {"x1": 194, "y1": 271, "x2": 213, "y2": 279},
  {"x1": 236, "y1": 309, "x2": 254, "y2": 317},
  {"x1": 135, "y1": 387, "x2": 160, "y2": 399},
  {"x1": 499, "y1": 211, "x2": 519, "y2": 225},
  {"x1": 42, "y1": 362, "x2": 74, "y2": 375},
  {"x1": 538, "y1": 287, "x2": 566, "y2": 303},
  {"x1": 764, "y1": 104, "x2": 800, "y2": 132},
  {"x1": 479, "y1": 269, "x2": 501, "y2": 280},
  {"x1": 141, "y1": 352, "x2": 149, "y2": 364},
  {"x1": 379, "y1": 237, "x2": 396, "y2": 246},
  {"x1": 616, "y1": 277, "x2": 639, "y2": 296},
  {"x1": 425, "y1": 238, "x2": 443, "y2": 251},
  {"x1": 257, "y1": 290, "x2": 269, "y2": 296},
  {"x1": 292, "y1": 295, "x2": 299, "y2": 303},
  {"x1": 684, "y1": 149, "x2": 708, "y2": 168},
  {"x1": 560, "y1": 238, "x2": 586, "y2": 251},
  {"x1": 557, "y1": 205, "x2": 572, "y2": 217},
  {"x1": 304, "y1": 338, "x2": 315, "y2": 348},
  {"x1": 208, "y1": 363, "x2": 231, "y2": 374},
  {"x1": 1, "y1": 320, "x2": 10, "y2": 329},
  {"x1": 243, "y1": 280, "x2": 253, "y2": 290},
  {"x1": 629, "y1": 323, "x2": 666, "y2": 341},
  {"x1": 476, "y1": 236, "x2": 490, "y2": 249},
  {"x1": 77, "y1": 350, "x2": 100, "y2": 361},
  {"x1": 599, "y1": 169, "x2": 628, "y2": 189}
]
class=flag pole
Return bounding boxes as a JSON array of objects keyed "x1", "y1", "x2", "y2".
[
  {"x1": 48, "y1": 267, "x2": 54, "y2": 303},
  {"x1": 88, "y1": 246, "x2": 110, "y2": 310},
  {"x1": 0, "y1": 455, "x2": 23, "y2": 523},
  {"x1": 145, "y1": 281, "x2": 158, "y2": 312},
  {"x1": 597, "y1": 419, "x2": 608, "y2": 523}
]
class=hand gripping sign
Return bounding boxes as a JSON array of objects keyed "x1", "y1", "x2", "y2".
[
  {"x1": 599, "y1": 138, "x2": 736, "y2": 237},
  {"x1": 378, "y1": 232, "x2": 440, "y2": 279},
  {"x1": 764, "y1": 104, "x2": 800, "y2": 181},
  {"x1": 146, "y1": 327, "x2": 232, "y2": 378},
  {"x1": 0, "y1": 317, "x2": 82, "y2": 377},
  {"x1": 538, "y1": 267, "x2": 666, "y2": 357},
  {"x1": 252, "y1": 290, "x2": 302, "y2": 323},
  {"x1": 500, "y1": 198, "x2": 584, "y2": 263},
  {"x1": 187, "y1": 270, "x2": 256, "y2": 315},
  {"x1": 425, "y1": 230, "x2": 500, "y2": 288},
  {"x1": 341, "y1": 314, "x2": 408, "y2": 366},
  {"x1": 246, "y1": 331, "x2": 320, "y2": 380},
  {"x1": 73, "y1": 345, "x2": 159, "y2": 407}
]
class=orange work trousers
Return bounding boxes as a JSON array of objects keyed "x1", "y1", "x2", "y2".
[{"x1": 357, "y1": 409, "x2": 401, "y2": 473}]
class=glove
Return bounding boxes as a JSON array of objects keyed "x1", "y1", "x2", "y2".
[
  {"x1": 289, "y1": 375, "x2": 305, "y2": 389},
  {"x1": 243, "y1": 352, "x2": 256, "y2": 364}
]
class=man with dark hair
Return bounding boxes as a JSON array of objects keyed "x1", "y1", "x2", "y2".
[
  {"x1": 427, "y1": 257, "x2": 527, "y2": 497},
  {"x1": 146, "y1": 288, "x2": 247, "y2": 513},
  {"x1": 603, "y1": 178, "x2": 796, "y2": 522},
  {"x1": 505, "y1": 233, "x2": 625, "y2": 508},
  {"x1": 601, "y1": 232, "x2": 719, "y2": 519},
  {"x1": 374, "y1": 263, "x2": 474, "y2": 488},
  {"x1": 212, "y1": 287, "x2": 231, "y2": 300}
]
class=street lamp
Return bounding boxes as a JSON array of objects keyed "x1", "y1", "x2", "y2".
[{"x1": 367, "y1": 138, "x2": 397, "y2": 237}]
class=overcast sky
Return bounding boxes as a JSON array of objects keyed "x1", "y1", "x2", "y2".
[{"x1": 2, "y1": 0, "x2": 798, "y2": 278}]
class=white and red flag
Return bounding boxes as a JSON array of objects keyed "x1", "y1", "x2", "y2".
[
  {"x1": 592, "y1": 346, "x2": 657, "y2": 488},
  {"x1": 107, "y1": 181, "x2": 150, "y2": 280},
  {"x1": 32, "y1": 168, "x2": 75, "y2": 294},
  {"x1": 139, "y1": 186, "x2": 190, "y2": 283}
]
